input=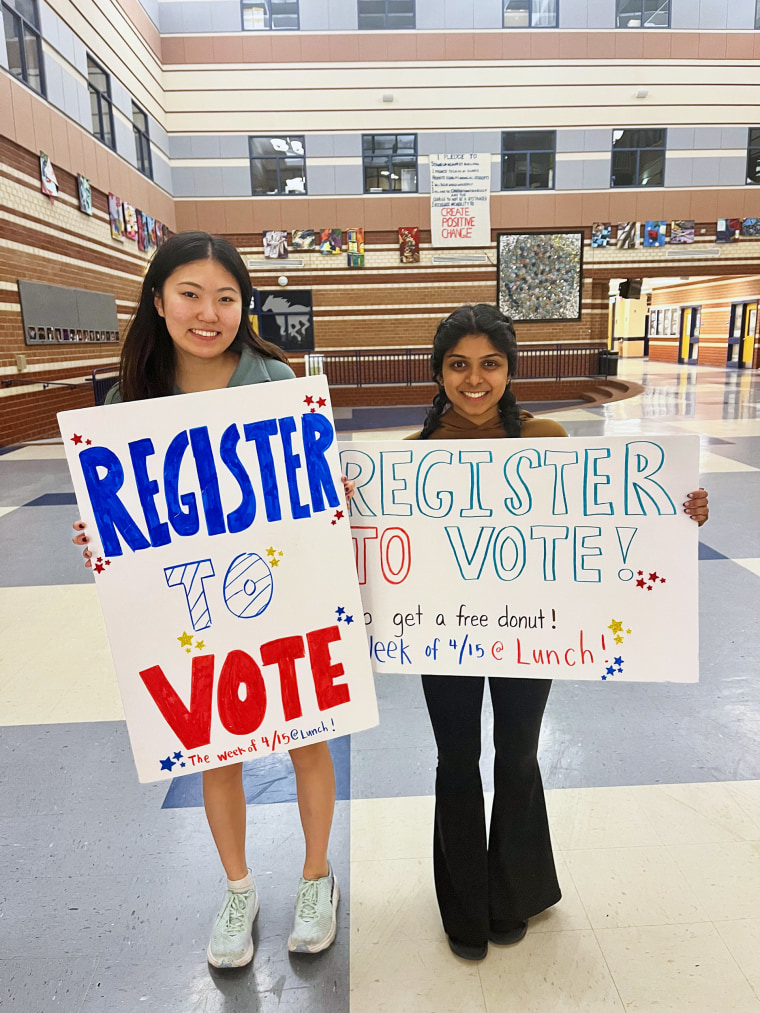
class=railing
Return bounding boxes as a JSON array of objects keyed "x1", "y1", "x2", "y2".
[{"x1": 305, "y1": 344, "x2": 615, "y2": 386}]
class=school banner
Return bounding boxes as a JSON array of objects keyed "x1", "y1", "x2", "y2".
[
  {"x1": 59, "y1": 376, "x2": 378, "y2": 782},
  {"x1": 340, "y1": 436, "x2": 700, "y2": 683},
  {"x1": 430, "y1": 153, "x2": 492, "y2": 247}
]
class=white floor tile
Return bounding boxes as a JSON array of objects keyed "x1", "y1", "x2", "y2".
[
  {"x1": 716, "y1": 919, "x2": 760, "y2": 999},
  {"x1": 725, "y1": 781, "x2": 760, "y2": 826},
  {"x1": 478, "y1": 930, "x2": 625, "y2": 1013},
  {"x1": 732, "y1": 559, "x2": 760, "y2": 579},
  {"x1": 546, "y1": 785, "x2": 661, "y2": 851},
  {"x1": 0, "y1": 584, "x2": 123, "y2": 725},
  {"x1": 564, "y1": 846, "x2": 708, "y2": 928},
  {"x1": 629, "y1": 782, "x2": 760, "y2": 845},
  {"x1": 0, "y1": 506, "x2": 19, "y2": 518},
  {"x1": 596, "y1": 922, "x2": 760, "y2": 1013},
  {"x1": 698, "y1": 450, "x2": 759, "y2": 473},
  {"x1": 530, "y1": 854, "x2": 591, "y2": 933},
  {"x1": 351, "y1": 795, "x2": 433, "y2": 862},
  {"x1": 667, "y1": 841, "x2": 760, "y2": 922},
  {"x1": 1, "y1": 444, "x2": 67, "y2": 460}
]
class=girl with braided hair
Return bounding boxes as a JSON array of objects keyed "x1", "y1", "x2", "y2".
[{"x1": 409, "y1": 304, "x2": 709, "y2": 961}]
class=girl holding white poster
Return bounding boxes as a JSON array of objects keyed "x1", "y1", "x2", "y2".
[
  {"x1": 72, "y1": 232, "x2": 347, "y2": 968},
  {"x1": 409, "y1": 304, "x2": 709, "y2": 961}
]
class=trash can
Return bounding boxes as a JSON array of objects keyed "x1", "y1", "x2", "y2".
[{"x1": 598, "y1": 350, "x2": 619, "y2": 377}]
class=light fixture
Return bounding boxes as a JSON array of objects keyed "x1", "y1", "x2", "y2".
[
  {"x1": 382, "y1": 92, "x2": 394, "y2": 103},
  {"x1": 277, "y1": 275, "x2": 288, "y2": 287},
  {"x1": 634, "y1": 88, "x2": 649, "y2": 99}
]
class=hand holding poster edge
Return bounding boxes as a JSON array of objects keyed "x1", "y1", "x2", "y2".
[{"x1": 59, "y1": 375, "x2": 379, "y2": 783}]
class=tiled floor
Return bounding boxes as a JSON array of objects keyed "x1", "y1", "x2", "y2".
[{"x1": 2, "y1": 359, "x2": 760, "y2": 1012}]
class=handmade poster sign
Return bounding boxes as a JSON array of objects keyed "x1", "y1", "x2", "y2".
[
  {"x1": 340, "y1": 436, "x2": 699, "y2": 683},
  {"x1": 430, "y1": 153, "x2": 491, "y2": 247},
  {"x1": 58, "y1": 377, "x2": 379, "y2": 783}
]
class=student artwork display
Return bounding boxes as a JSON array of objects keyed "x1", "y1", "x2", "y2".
[
  {"x1": 319, "y1": 229, "x2": 343, "y2": 254},
  {"x1": 644, "y1": 221, "x2": 667, "y2": 247},
  {"x1": 136, "y1": 210, "x2": 148, "y2": 252},
  {"x1": 591, "y1": 223, "x2": 611, "y2": 248},
  {"x1": 670, "y1": 220, "x2": 695, "y2": 244},
  {"x1": 741, "y1": 218, "x2": 760, "y2": 238},
  {"x1": 429, "y1": 153, "x2": 491, "y2": 247},
  {"x1": 340, "y1": 436, "x2": 699, "y2": 682},
  {"x1": 292, "y1": 230, "x2": 316, "y2": 251},
  {"x1": 497, "y1": 232, "x2": 583, "y2": 322},
  {"x1": 263, "y1": 231, "x2": 288, "y2": 259},
  {"x1": 251, "y1": 289, "x2": 314, "y2": 352},
  {"x1": 39, "y1": 152, "x2": 59, "y2": 199},
  {"x1": 399, "y1": 227, "x2": 420, "y2": 264},
  {"x1": 616, "y1": 222, "x2": 640, "y2": 249},
  {"x1": 77, "y1": 175, "x2": 93, "y2": 215},
  {"x1": 716, "y1": 219, "x2": 741, "y2": 243},
  {"x1": 58, "y1": 377, "x2": 379, "y2": 783},
  {"x1": 108, "y1": 194, "x2": 124, "y2": 241},
  {"x1": 347, "y1": 228, "x2": 365, "y2": 268}
]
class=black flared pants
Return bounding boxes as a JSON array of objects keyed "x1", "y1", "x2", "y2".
[{"x1": 421, "y1": 674, "x2": 561, "y2": 947}]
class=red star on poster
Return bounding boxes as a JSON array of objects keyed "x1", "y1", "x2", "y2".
[
  {"x1": 105, "y1": 559, "x2": 111, "y2": 566},
  {"x1": 71, "y1": 434, "x2": 83, "y2": 445},
  {"x1": 636, "y1": 578, "x2": 645, "y2": 588},
  {"x1": 648, "y1": 572, "x2": 659, "y2": 582},
  {"x1": 96, "y1": 557, "x2": 103, "y2": 564},
  {"x1": 94, "y1": 562, "x2": 105, "y2": 573},
  {"x1": 310, "y1": 407, "x2": 316, "y2": 413},
  {"x1": 317, "y1": 397, "x2": 327, "y2": 408},
  {"x1": 304, "y1": 395, "x2": 314, "y2": 406},
  {"x1": 85, "y1": 439, "x2": 92, "y2": 446},
  {"x1": 637, "y1": 570, "x2": 643, "y2": 576},
  {"x1": 647, "y1": 584, "x2": 653, "y2": 591},
  {"x1": 660, "y1": 577, "x2": 666, "y2": 584},
  {"x1": 334, "y1": 509, "x2": 344, "y2": 521}
]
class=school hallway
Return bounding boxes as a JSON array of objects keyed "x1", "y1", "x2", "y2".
[{"x1": 2, "y1": 357, "x2": 760, "y2": 1013}]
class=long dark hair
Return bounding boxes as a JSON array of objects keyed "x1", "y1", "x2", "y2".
[
  {"x1": 418, "y1": 304, "x2": 522, "y2": 439},
  {"x1": 118, "y1": 231, "x2": 288, "y2": 401}
]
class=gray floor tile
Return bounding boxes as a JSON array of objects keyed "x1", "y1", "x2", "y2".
[
  {"x1": 0, "y1": 956, "x2": 99, "y2": 1013},
  {"x1": 0, "y1": 460, "x2": 74, "y2": 507},
  {"x1": 0, "y1": 504, "x2": 93, "y2": 586}
]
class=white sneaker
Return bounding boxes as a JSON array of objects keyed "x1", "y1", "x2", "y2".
[
  {"x1": 287, "y1": 866, "x2": 339, "y2": 953},
  {"x1": 207, "y1": 883, "x2": 259, "y2": 968}
]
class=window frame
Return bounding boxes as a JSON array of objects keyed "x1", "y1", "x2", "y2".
[
  {"x1": 131, "y1": 101, "x2": 153, "y2": 180},
  {"x1": 87, "y1": 54, "x2": 116, "y2": 150},
  {"x1": 615, "y1": 0, "x2": 671, "y2": 29},
  {"x1": 748, "y1": 128, "x2": 760, "y2": 185},
  {"x1": 501, "y1": 130, "x2": 556, "y2": 190},
  {"x1": 361, "y1": 133, "x2": 418, "y2": 194},
  {"x1": 2, "y1": 0, "x2": 45, "y2": 96},
  {"x1": 248, "y1": 135, "x2": 307, "y2": 196},
  {"x1": 357, "y1": 0, "x2": 416, "y2": 31},
  {"x1": 240, "y1": 0, "x2": 300, "y2": 31},
  {"x1": 610, "y1": 128, "x2": 667, "y2": 188},
  {"x1": 503, "y1": 0, "x2": 559, "y2": 29},
  {"x1": 756, "y1": 0, "x2": 760, "y2": 29}
]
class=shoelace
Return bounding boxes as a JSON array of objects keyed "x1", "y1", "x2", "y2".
[
  {"x1": 224, "y1": 891, "x2": 251, "y2": 933},
  {"x1": 295, "y1": 880, "x2": 321, "y2": 922}
]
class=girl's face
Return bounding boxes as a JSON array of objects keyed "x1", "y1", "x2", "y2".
[
  {"x1": 439, "y1": 333, "x2": 511, "y2": 419},
  {"x1": 153, "y1": 258, "x2": 243, "y2": 363}
]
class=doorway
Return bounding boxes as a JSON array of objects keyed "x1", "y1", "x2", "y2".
[
  {"x1": 728, "y1": 301, "x2": 758, "y2": 369},
  {"x1": 678, "y1": 306, "x2": 700, "y2": 365}
]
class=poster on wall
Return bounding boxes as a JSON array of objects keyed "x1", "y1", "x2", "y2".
[
  {"x1": 251, "y1": 289, "x2": 314, "y2": 352},
  {"x1": 347, "y1": 228, "x2": 365, "y2": 268},
  {"x1": 292, "y1": 230, "x2": 316, "y2": 251},
  {"x1": 591, "y1": 223, "x2": 611, "y2": 248},
  {"x1": 77, "y1": 175, "x2": 93, "y2": 215},
  {"x1": 340, "y1": 436, "x2": 700, "y2": 682},
  {"x1": 319, "y1": 229, "x2": 343, "y2": 254},
  {"x1": 108, "y1": 194, "x2": 124, "y2": 241},
  {"x1": 429, "y1": 153, "x2": 491, "y2": 247},
  {"x1": 399, "y1": 226, "x2": 420, "y2": 263},
  {"x1": 123, "y1": 204, "x2": 138, "y2": 240},
  {"x1": 136, "y1": 210, "x2": 148, "y2": 251},
  {"x1": 670, "y1": 308, "x2": 679, "y2": 336},
  {"x1": 716, "y1": 219, "x2": 741, "y2": 243},
  {"x1": 644, "y1": 221, "x2": 667, "y2": 247},
  {"x1": 741, "y1": 218, "x2": 760, "y2": 238},
  {"x1": 670, "y1": 220, "x2": 695, "y2": 244},
  {"x1": 58, "y1": 377, "x2": 379, "y2": 783},
  {"x1": 616, "y1": 222, "x2": 640, "y2": 249},
  {"x1": 263, "y1": 231, "x2": 288, "y2": 259},
  {"x1": 40, "y1": 152, "x2": 59, "y2": 200},
  {"x1": 497, "y1": 232, "x2": 583, "y2": 322}
]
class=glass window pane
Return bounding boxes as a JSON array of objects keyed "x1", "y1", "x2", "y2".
[
  {"x1": 22, "y1": 24, "x2": 41, "y2": 92},
  {"x1": 531, "y1": 0, "x2": 557, "y2": 27},
  {"x1": 643, "y1": 0, "x2": 669, "y2": 27},
  {"x1": 756, "y1": 0, "x2": 760, "y2": 29},
  {"x1": 280, "y1": 164, "x2": 306, "y2": 193},
  {"x1": 101, "y1": 101, "x2": 113, "y2": 148},
  {"x1": 3, "y1": 8, "x2": 22, "y2": 79},
  {"x1": 251, "y1": 158, "x2": 281, "y2": 194},
  {"x1": 503, "y1": 152, "x2": 528, "y2": 189},
  {"x1": 637, "y1": 149, "x2": 663, "y2": 185},
  {"x1": 87, "y1": 57, "x2": 108, "y2": 94},
  {"x1": 364, "y1": 164, "x2": 391, "y2": 191},
  {"x1": 89, "y1": 89, "x2": 102, "y2": 136},
  {"x1": 12, "y1": 0, "x2": 38, "y2": 27},
  {"x1": 504, "y1": 130, "x2": 554, "y2": 151},
  {"x1": 616, "y1": 0, "x2": 642, "y2": 28},
  {"x1": 243, "y1": 4, "x2": 268, "y2": 30},
  {"x1": 132, "y1": 103, "x2": 148, "y2": 132},
  {"x1": 504, "y1": 0, "x2": 529, "y2": 27},
  {"x1": 746, "y1": 150, "x2": 760, "y2": 185},
  {"x1": 749, "y1": 128, "x2": 760, "y2": 147},
  {"x1": 528, "y1": 150, "x2": 554, "y2": 188},
  {"x1": 611, "y1": 150, "x2": 637, "y2": 186}
]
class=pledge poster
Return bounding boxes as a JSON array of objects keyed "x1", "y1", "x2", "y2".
[
  {"x1": 340, "y1": 437, "x2": 700, "y2": 683},
  {"x1": 59, "y1": 376, "x2": 378, "y2": 783}
]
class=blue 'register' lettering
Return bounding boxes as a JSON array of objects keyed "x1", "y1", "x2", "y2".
[
  {"x1": 129, "y1": 438, "x2": 171, "y2": 547},
  {"x1": 189, "y1": 427, "x2": 226, "y2": 536},
  {"x1": 164, "y1": 431, "x2": 200, "y2": 537},
  {"x1": 79, "y1": 446, "x2": 150, "y2": 557},
  {"x1": 278, "y1": 416, "x2": 310, "y2": 520},
  {"x1": 302, "y1": 413, "x2": 339, "y2": 513},
  {"x1": 243, "y1": 419, "x2": 281, "y2": 522},
  {"x1": 220, "y1": 424, "x2": 256, "y2": 534}
]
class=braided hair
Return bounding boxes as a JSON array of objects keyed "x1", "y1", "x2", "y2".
[{"x1": 418, "y1": 304, "x2": 522, "y2": 440}]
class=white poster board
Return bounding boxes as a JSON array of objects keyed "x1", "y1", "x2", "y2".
[
  {"x1": 340, "y1": 436, "x2": 700, "y2": 683},
  {"x1": 430, "y1": 153, "x2": 492, "y2": 247},
  {"x1": 59, "y1": 376, "x2": 378, "y2": 782}
]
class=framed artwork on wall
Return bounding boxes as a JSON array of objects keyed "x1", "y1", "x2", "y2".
[
  {"x1": 616, "y1": 222, "x2": 640, "y2": 249},
  {"x1": 497, "y1": 231, "x2": 583, "y2": 322}
]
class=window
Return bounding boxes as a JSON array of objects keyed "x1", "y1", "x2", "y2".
[
  {"x1": 503, "y1": 0, "x2": 558, "y2": 28},
  {"x1": 2, "y1": 0, "x2": 44, "y2": 95},
  {"x1": 502, "y1": 131, "x2": 555, "y2": 189},
  {"x1": 358, "y1": 0, "x2": 415, "y2": 30},
  {"x1": 132, "y1": 102, "x2": 153, "y2": 179},
  {"x1": 748, "y1": 129, "x2": 760, "y2": 185},
  {"x1": 611, "y1": 129, "x2": 665, "y2": 187},
  {"x1": 241, "y1": 0, "x2": 299, "y2": 30},
  {"x1": 616, "y1": 0, "x2": 670, "y2": 28},
  {"x1": 756, "y1": 0, "x2": 760, "y2": 29},
  {"x1": 362, "y1": 134, "x2": 417, "y2": 192},
  {"x1": 249, "y1": 136, "x2": 306, "y2": 195},
  {"x1": 87, "y1": 56, "x2": 115, "y2": 149}
]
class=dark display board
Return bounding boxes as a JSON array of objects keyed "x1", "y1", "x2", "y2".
[
  {"x1": 18, "y1": 280, "x2": 119, "y2": 344},
  {"x1": 251, "y1": 289, "x2": 314, "y2": 352}
]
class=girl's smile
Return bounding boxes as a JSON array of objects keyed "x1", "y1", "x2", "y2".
[{"x1": 439, "y1": 333, "x2": 511, "y2": 418}]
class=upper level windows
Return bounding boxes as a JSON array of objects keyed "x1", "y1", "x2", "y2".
[
  {"x1": 249, "y1": 136, "x2": 306, "y2": 195},
  {"x1": 2, "y1": 0, "x2": 44, "y2": 96},
  {"x1": 358, "y1": 0, "x2": 415, "y2": 30},
  {"x1": 747, "y1": 129, "x2": 760, "y2": 185},
  {"x1": 756, "y1": 0, "x2": 760, "y2": 29},
  {"x1": 502, "y1": 131, "x2": 555, "y2": 189},
  {"x1": 362, "y1": 134, "x2": 417, "y2": 192},
  {"x1": 611, "y1": 129, "x2": 666, "y2": 187},
  {"x1": 503, "y1": 0, "x2": 558, "y2": 28},
  {"x1": 616, "y1": 0, "x2": 670, "y2": 28},
  {"x1": 87, "y1": 55, "x2": 115, "y2": 149},
  {"x1": 241, "y1": 0, "x2": 299, "y2": 30},
  {"x1": 132, "y1": 102, "x2": 153, "y2": 180}
]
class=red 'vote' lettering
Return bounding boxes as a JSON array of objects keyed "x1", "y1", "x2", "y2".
[{"x1": 217, "y1": 649, "x2": 267, "y2": 735}]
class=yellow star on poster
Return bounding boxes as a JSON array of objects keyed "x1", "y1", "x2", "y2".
[
  {"x1": 626, "y1": 629, "x2": 632, "y2": 634},
  {"x1": 195, "y1": 640, "x2": 205, "y2": 651},
  {"x1": 614, "y1": 634, "x2": 624, "y2": 645},
  {"x1": 178, "y1": 631, "x2": 193, "y2": 647},
  {"x1": 266, "y1": 546, "x2": 277, "y2": 558},
  {"x1": 278, "y1": 551, "x2": 283, "y2": 558},
  {"x1": 608, "y1": 619, "x2": 623, "y2": 635},
  {"x1": 185, "y1": 648, "x2": 191, "y2": 653},
  {"x1": 271, "y1": 558, "x2": 279, "y2": 567}
]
